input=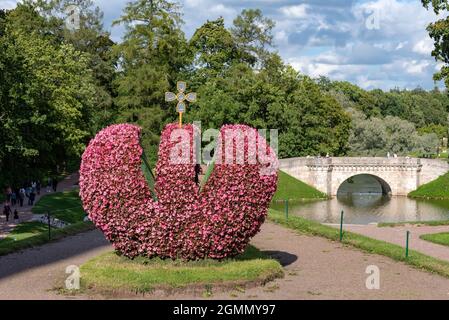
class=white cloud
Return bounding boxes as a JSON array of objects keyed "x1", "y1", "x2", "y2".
[
  {"x1": 413, "y1": 37, "x2": 434, "y2": 56},
  {"x1": 274, "y1": 30, "x2": 288, "y2": 46},
  {"x1": 395, "y1": 41, "x2": 407, "y2": 50},
  {"x1": 209, "y1": 4, "x2": 235, "y2": 17},
  {"x1": 402, "y1": 59, "x2": 431, "y2": 74},
  {"x1": 1, "y1": 0, "x2": 446, "y2": 90},
  {"x1": 0, "y1": 0, "x2": 17, "y2": 9},
  {"x1": 279, "y1": 4, "x2": 308, "y2": 19}
]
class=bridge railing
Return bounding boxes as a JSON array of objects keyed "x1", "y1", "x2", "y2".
[
  {"x1": 324, "y1": 157, "x2": 421, "y2": 167},
  {"x1": 279, "y1": 157, "x2": 423, "y2": 169}
]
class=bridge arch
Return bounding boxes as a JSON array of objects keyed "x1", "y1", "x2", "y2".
[
  {"x1": 279, "y1": 157, "x2": 449, "y2": 197},
  {"x1": 336, "y1": 174, "x2": 392, "y2": 196}
]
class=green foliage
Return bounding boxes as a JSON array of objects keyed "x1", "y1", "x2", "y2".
[
  {"x1": 80, "y1": 246, "x2": 283, "y2": 294},
  {"x1": 347, "y1": 108, "x2": 440, "y2": 156},
  {"x1": 422, "y1": 1, "x2": 449, "y2": 88},
  {"x1": 0, "y1": 5, "x2": 98, "y2": 186},
  {"x1": 114, "y1": 4, "x2": 351, "y2": 160},
  {"x1": 2, "y1": 1, "x2": 449, "y2": 190},
  {"x1": 231, "y1": 8, "x2": 275, "y2": 68},
  {"x1": 0, "y1": 1, "x2": 116, "y2": 187},
  {"x1": 328, "y1": 81, "x2": 379, "y2": 118},
  {"x1": 188, "y1": 64, "x2": 351, "y2": 158},
  {"x1": 418, "y1": 124, "x2": 448, "y2": 139},
  {"x1": 272, "y1": 171, "x2": 327, "y2": 201},
  {"x1": 409, "y1": 172, "x2": 449, "y2": 199},
  {"x1": 322, "y1": 79, "x2": 449, "y2": 129},
  {"x1": 190, "y1": 18, "x2": 238, "y2": 78},
  {"x1": 112, "y1": 0, "x2": 190, "y2": 161}
]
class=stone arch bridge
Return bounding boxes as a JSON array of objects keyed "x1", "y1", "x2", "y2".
[{"x1": 279, "y1": 157, "x2": 449, "y2": 196}]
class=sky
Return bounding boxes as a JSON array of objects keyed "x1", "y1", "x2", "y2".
[{"x1": 0, "y1": 0, "x2": 446, "y2": 91}]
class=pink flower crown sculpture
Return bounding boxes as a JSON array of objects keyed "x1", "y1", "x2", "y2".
[{"x1": 79, "y1": 123, "x2": 278, "y2": 260}]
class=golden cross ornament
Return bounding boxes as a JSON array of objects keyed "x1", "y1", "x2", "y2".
[{"x1": 165, "y1": 81, "x2": 197, "y2": 128}]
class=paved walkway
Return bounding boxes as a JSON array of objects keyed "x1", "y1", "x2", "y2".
[
  {"x1": 0, "y1": 173, "x2": 80, "y2": 239},
  {"x1": 1, "y1": 222, "x2": 449, "y2": 299},
  {"x1": 326, "y1": 223, "x2": 449, "y2": 262},
  {"x1": 0, "y1": 229, "x2": 111, "y2": 299}
]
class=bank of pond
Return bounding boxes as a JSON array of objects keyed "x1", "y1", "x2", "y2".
[{"x1": 272, "y1": 171, "x2": 449, "y2": 225}]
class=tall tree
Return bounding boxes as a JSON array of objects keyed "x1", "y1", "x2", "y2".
[
  {"x1": 113, "y1": 0, "x2": 190, "y2": 164},
  {"x1": 21, "y1": 0, "x2": 117, "y2": 131},
  {"x1": 0, "y1": 3, "x2": 97, "y2": 185},
  {"x1": 190, "y1": 18, "x2": 239, "y2": 79},
  {"x1": 231, "y1": 9, "x2": 275, "y2": 68},
  {"x1": 422, "y1": 0, "x2": 449, "y2": 87}
]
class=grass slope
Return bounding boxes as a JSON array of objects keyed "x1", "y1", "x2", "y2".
[
  {"x1": 0, "y1": 190, "x2": 91, "y2": 256},
  {"x1": 409, "y1": 172, "x2": 449, "y2": 200},
  {"x1": 273, "y1": 171, "x2": 327, "y2": 201},
  {"x1": 420, "y1": 233, "x2": 449, "y2": 247},
  {"x1": 32, "y1": 190, "x2": 85, "y2": 223},
  {"x1": 268, "y1": 209, "x2": 449, "y2": 279},
  {"x1": 379, "y1": 220, "x2": 449, "y2": 227},
  {"x1": 0, "y1": 221, "x2": 94, "y2": 256},
  {"x1": 80, "y1": 245, "x2": 283, "y2": 295}
]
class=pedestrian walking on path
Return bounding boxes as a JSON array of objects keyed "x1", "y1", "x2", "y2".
[
  {"x1": 46, "y1": 178, "x2": 52, "y2": 193},
  {"x1": 29, "y1": 191, "x2": 36, "y2": 206},
  {"x1": 0, "y1": 172, "x2": 80, "y2": 239},
  {"x1": 3, "y1": 203, "x2": 11, "y2": 222},
  {"x1": 52, "y1": 178, "x2": 58, "y2": 192},
  {"x1": 11, "y1": 191, "x2": 16, "y2": 206},
  {"x1": 18, "y1": 188, "x2": 25, "y2": 207}
]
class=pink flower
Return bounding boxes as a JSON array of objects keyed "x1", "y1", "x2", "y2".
[{"x1": 79, "y1": 123, "x2": 278, "y2": 260}]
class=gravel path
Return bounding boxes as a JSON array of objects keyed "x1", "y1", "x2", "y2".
[
  {"x1": 1, "y1": 222, "x2": 449, "y2": 299},
  {"x1": 0, "y1": 229, "x2": 111, "y2": 299},
  {"x1": 170, "y1": 223, "x2": 449, "y2": 300},
  {"x1": 329, "y1": 223, "x2": 449, "y2": 261}
]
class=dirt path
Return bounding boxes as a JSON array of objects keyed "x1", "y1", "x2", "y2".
[
  {"x1": 1, "y1": 222, "x2": 449, "y2": 299},
  {"x1": 0, "y1": 229, "x2": 111, "y2": 299},
  {"x1": 329, "y1": 223, "x2": 449, "y2": 262},
  {"x1": 0, "y1": 173, "x2": 80, "y2": 239},
  {"x1": 170, "y1": 223, "x2": 449, "y2": 300}
]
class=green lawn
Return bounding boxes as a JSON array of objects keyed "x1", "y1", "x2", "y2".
[
  {"x1": 273, "y1": 170, "x2": 327, "y2": 201},
  {"x1": 32, "y1": 190, "x2": 85, "y2": 223},
  {"x1": 268, "y1": 209, "x2": 449, "y2": 279},
  {"x1": 378, "y1": 220, "x2": 449, "y2": 227},
  {"x1": 420, "y1": 232, "x2": 449, "y2": 247},
  {"x1": 0, "y1": 190, "x2": 91, "y2": 256},
  {"x1": 0, "y1": 221, "x2": 94, "y2": 256},
  {"x1": 438, "y1": 151, "x2": 448, "y2": 159},
  {"x1": 80, "y1": 245, "x2": 283, "y2": 295},
  {"x1": 409, "y1": 172, "x2": 449, "y2": 200}
]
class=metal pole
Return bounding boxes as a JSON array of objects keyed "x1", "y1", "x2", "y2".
[
  {"x1": 339, "y1": 210, "x2": 344, "y2": 241},
  {"x1": 284, "y1": 199, "x2": 289, "y2": 220},
  {"x1": 47, "y1": 210, "x2": 51, "y2": 240},
  {"x1": 406, "y1": 230, "x2": 410, "y2": 258}
]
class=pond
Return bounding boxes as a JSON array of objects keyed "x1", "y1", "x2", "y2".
[{"x1": 271, "y1": 174, "x2": 449, "y2": 225}]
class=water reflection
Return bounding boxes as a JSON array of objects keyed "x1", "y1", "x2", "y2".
[{"x1": 271, "y1": 196, "x2": 449, "y2": 225}]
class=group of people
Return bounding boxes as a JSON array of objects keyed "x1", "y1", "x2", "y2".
[{"x1": 2, "y1": 178, "x2": 59, "y2": 224}]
